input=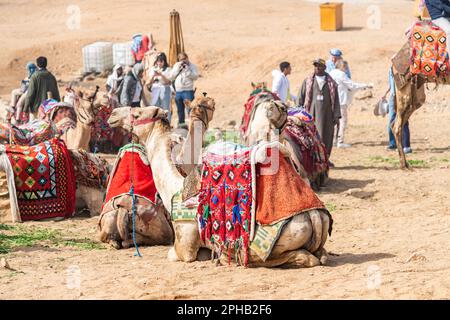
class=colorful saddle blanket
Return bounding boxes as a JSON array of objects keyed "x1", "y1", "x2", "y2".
[
  {"x1": 5, "y1": 138, "x2": 76, "y2": 221},
  {"x1": 198, "y1": 142, "x2": 253, "y2": 265},
  {"x1": 0, "y1": 120, "x2": 58, "y2": 146},
  {"x1": 91, "y1": 103, "x2": 114, "y2": 145},
  {"x1": 240, "y1": 90, "x2": 279, "y2": 139},
  {"x1": 283, "y1": 116, "x2": 329, "y2": 180},
  {"x1": 103, "y1": 144, "x2": 157, "y2": 208},
  {"x1": 197, "y1": 141, "x2": 330, "y2": 265},
  {"x1": 70, "y1": 149, "x2": 110, "y2": 189},
  {"x1": 410, "y1": 21, "x2": 449, "y2": 77}
]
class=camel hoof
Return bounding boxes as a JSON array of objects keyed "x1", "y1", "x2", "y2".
[{"x1": 167, "y1": 247, "x2": 179, "y2": 262}]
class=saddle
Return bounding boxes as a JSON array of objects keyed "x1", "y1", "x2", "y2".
[
  {"x1": 409, "y1": 21, "x2": 449, "y2": 78},
  {"x1": 0, "y1": 120, "x2": 58, "y2": 146}
]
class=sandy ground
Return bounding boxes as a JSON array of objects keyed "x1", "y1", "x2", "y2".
[{"x1": 1, "y1": 0, "x2": 450, "y2": 299}]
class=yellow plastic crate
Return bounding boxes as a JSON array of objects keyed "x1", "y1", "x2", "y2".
[{"x1": 320, "y1": 2, "x2": 343, "y2": 31}]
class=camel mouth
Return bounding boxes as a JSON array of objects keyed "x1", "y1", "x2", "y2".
[{"x1": 108, "y1": 118, "x2": 120, "y2": 128}]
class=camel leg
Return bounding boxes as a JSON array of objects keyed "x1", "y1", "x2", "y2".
[
  {"x1": 248, "y1": 249, "x2": 320, "y2": 268},
  {"x1": 392, "y1": 110, "x2": 407, "y2": 169}
]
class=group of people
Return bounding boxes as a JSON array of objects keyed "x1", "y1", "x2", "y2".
[
  {"x1": 105, "y1": 34, "x2": 199, "y2": 126},
  {"x1": 9, "y1": 56, "x2": 60, "y2": 123},
  {"x1": 271, "y1": 49, "x2": 372, "y2": 165}
]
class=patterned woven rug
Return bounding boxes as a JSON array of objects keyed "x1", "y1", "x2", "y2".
[
  {"x1": 410, "y1": 21, "x2": 449, "y2": 77},
  {"x1": 103, "y1": 143, "x2": 157, "y2": 208},
  {"x1": 5, "y1": 138, "x2": 76, "y2": 221},
  {"x1": 91, "y1": 104, "x2": 114, "y2": 145},
  {"x1": 0, "y1": 120, "x2": 57, "y2": 146},
  {"x1": 197, "y1": 142, "x2": 253, "y2": 265},
  {"x1": 70, "y1": 149, "x2": 110, "y2": 189},
  {"x1": 283, "y1": 117, "x2": 329, "y2": 180}
]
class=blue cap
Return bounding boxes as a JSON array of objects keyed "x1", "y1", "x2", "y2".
[{"x1": 330, "y1": 48, "x2": 343, "y2": 57}]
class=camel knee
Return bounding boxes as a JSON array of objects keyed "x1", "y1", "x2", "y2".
[
  {"x1": 167, "y1": 246, "x2": 180, "y2": 262},
  {"x1": 284, "y1": 249, "x2": 321, "y2": 268}
]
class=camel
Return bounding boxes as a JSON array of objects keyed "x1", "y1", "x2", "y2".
[
  {"x1": 245, "y1": 85, "x2": 328, "y2": 189},
  {"x1": 391, "y1": 43, "x2": 449, "y2": 169},
  {"x1": 100, "y1": 96, "x2": 215, "y2": 249},
  {"x1": 108, "y1": 100, "x2": 331, "y2": 268}
]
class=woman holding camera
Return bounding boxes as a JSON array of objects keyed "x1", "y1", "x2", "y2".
[
  {"x1": 148, "y1": 53, "x2": 172, "y2": 122},
  {"x1": 170, "y1": 52, "x2": 199, "y2": 126}
]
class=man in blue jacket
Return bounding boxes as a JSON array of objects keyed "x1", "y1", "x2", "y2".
[{"x1": 425, "y1": 0, "x2": 450, "y2": 53}]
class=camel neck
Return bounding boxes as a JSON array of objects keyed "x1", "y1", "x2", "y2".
[{"x1": 145, "y1": 124, "x2": 184, "y2": 212}]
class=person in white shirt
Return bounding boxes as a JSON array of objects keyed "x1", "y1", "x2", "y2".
[
  {"x1": 271, "y1": 61, "x2": 296, "y2": 104},
  {"x1": 148, "y1": 52, "x2": 172, "y2": 122},
  {"x1": 329, "y1": 60, "x2": 372, "y2": 148},
  {"x1": 169, "y1": 52, "x2": 199, "y2": 125},
  {"x1": 105, "y1": 64, "x2": 124, "y2": 105}
]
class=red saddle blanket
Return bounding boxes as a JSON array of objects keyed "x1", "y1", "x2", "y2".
[
  {"x1": 103, "y1": 144, "x2": 157, "y2": 207},
  {"x1": 5, "y1": 138, "x2": 76, "y2": 221},
  {"x1": 410, "y1": 21, "x2": 449, "y2": 77}
]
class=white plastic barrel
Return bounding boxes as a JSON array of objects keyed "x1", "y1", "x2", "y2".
[{"x1": 82, "y1": 42, "x2": 113, "y2": 73}]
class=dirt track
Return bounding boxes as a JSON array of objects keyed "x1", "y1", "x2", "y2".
[{"x1": 1, "y1": 0, "x2": 450, "y2": 299}]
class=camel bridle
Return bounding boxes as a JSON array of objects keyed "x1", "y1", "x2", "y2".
[{"x1": 190, "y1": 100, "x2": 215, "y2": 129}]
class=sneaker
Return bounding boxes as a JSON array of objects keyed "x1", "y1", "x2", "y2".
[
  {"x1": 387, "y1": 145, "x2": 396, "y2": 150},
  {"x1": 403, "y1": 147, "x2": 412, "y2": 154},
  {"x1": 337, "y1": 142, "x2": 351, "y2": 148},
  {"x1": 328, "y1": 160, "x2": 335, "y2": 167}
]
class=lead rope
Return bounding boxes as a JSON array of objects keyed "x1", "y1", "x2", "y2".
[{"x1": 129, "y1": 112, "x2": 142, "y2": 257}]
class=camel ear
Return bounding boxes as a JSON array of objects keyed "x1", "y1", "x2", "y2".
[
  {"x1": 251, "y1": 82, "x2": 256, "y2": 89},
  {"x1": 184, "y1": 99, "x2": 192, "y2": 108}
]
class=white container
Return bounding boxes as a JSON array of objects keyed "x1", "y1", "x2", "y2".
[
  {"x1": 113, "y1": 42, "x2": 134, "y2": 67},
  {"x1": 82, "y1": 42, "x2": 113, "y2": 73}
]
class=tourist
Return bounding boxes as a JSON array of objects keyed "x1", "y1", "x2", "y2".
[
  {"x1": 148, "y1": 52, "x2": 172, "y2": 122},
  {"x1": 10, "y1": 62, "x2": 36, "y2": 123},
  {"x1": 326, "y1": 48, "x2": 351, "y2": 79},
  {"x1": 106, "y1": 64, "x2": 124, "y2": 105},
  {"x1": 385, "y1": 66, "x2": 412, "y2": 153},
  {"x1": 131, "y1": 34, "x2": 150, "y2": 64},
  {"x1": 297, "y1": 58, "x2": 341, "y2": 163},
  {"x1": 24, "y1": 56, "x2": 60, "y2": 119},
  {"x1": 329, "y1": 60, "x2": 372, "y2": 148},
  {"x1": 120, "y1": 63, "x2": 145, "y2": 107},
  {"x1": 170, "y1": 52, "x2": 199, "y2": 126},
  {"x1": 425, "y1": 0, "x2": 450, "y2": 54},
  {"x1": 271, "y1": 61, "x2": 296, "y2": 104}
]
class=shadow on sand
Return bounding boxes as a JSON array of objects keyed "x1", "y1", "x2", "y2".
[
  {"x1": 327, "y1": 252, "x2": 395, "y2": 267},
  {"x1": 319, "y1": 178, "x2": 375, "y2": 194}
]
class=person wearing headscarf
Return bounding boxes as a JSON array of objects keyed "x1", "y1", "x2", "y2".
[
  {"x1": 24, "y1": 56, "x2": 61, "y2": 120},
  {"x1": 106, "y1": 64, "x2": 124, "y2": 104},
  {"x1": 148, "y1": 52, "x2": 172, "y2": 122},
  {"x1": 120, "y1": 63, "x2": 146, "y2": 107},
  {"x1": 10, "y1": 62, "x2": 37, "y2": 123},
  {"x1": 297, "y1": 58, "x2": 341, "y2": 164}
]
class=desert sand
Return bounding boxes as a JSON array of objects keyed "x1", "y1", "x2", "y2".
[{"x1": 0, "y1": 0, "x2": 450, "y2": 299}]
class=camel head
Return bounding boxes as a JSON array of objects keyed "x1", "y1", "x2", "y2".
[
  {"x1": 184, "y1": 93, "x2": 216, "y2": 129},
  {"x1": 63, "y1": 86, "x2": 97, "y2": 125},
  {"x1": 248, "y1": 95, "x2": 288, "y2": 145},
  {"x1": 251, "y1": 81, "x2": 268, "y2": 91},
  {"x1": 108, "y1": 106, "x2": 168, "y2": 143}
]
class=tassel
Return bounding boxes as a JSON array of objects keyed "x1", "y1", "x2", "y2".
[
  {"x1": 202, "y1": 204, "x2": 210, "y2": 220},
  {"x1": 232, "y1": 204, "x2": 241, "y2": 224}
]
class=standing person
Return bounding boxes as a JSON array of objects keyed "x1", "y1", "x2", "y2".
[
  {"x1": 131, "y1": 34, "x2": 150, "y2": 64},
  {"x1": 385, "y1": 66, "x2": 412, "y2": 153},
  {"x1": 329, "y1": 60, "x2": 372, "y2": 148},
  {"x1": 271, "y1": 61, "x2": 296, "y2": 104},
  {"x1": 121, "y1": 63, "x2": 146, "y2": 107},
  {"x1": 148, "y1": 52, "x2": 172, "y2": 122},
  {"x1": 10, "y1": 62, "x2": 36, "y2": 123},
  {"x1": 326, "y1": 48, "x2": 352, "y2": 79},
  {"x1": 106, "y1": 64, "x2": 124, "y2": 105},
  {"x1": 424, "y1": 0, "x2": 450, "y2": 54},
  {"x1": 170, "y1": 52, "x2": 199, "y2": 126},
  {"x1": 297, "y1": 58, "x2": 341, "y2": 163},
  {"x1": 24, "y1": 56, "x2": 60, "y2": 119}
]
